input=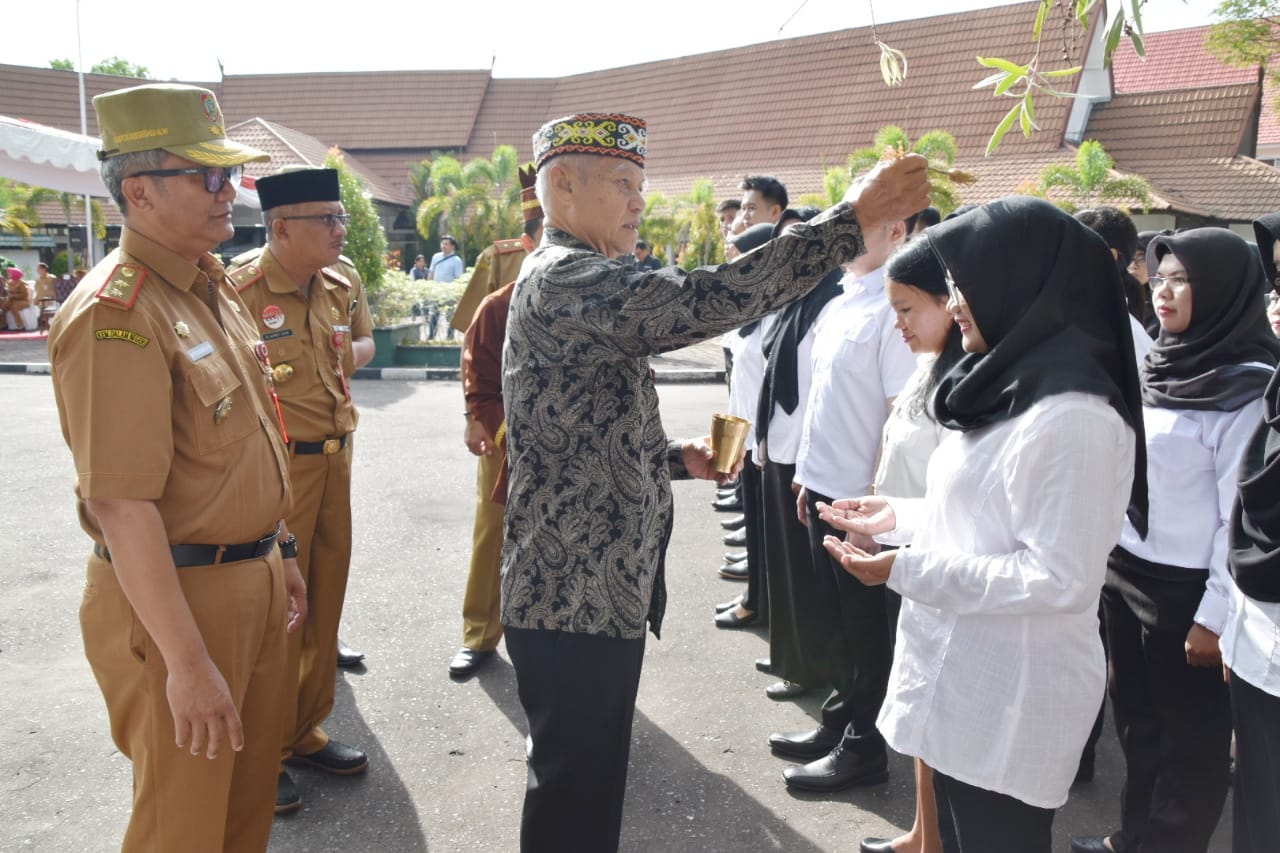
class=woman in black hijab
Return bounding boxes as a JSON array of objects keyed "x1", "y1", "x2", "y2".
[
  {"x1": 818, "y1": 197, "x2": 1146, "y2": 853},
  {"x1": 1253, "y1": 212, "x2": 1280, "y2": 337},
  {"x1": 1075, "y1": 228, "x2": 1280, "y2": 853},
  {"x1": 1219, "y1": 213, "x2": 1280, "y2": 853}
]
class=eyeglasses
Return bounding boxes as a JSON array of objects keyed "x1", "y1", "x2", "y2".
[
  {"x1": 1150, "y1": 274, "x2": 1192, "y2": 293},
  {"x1": 281, "y1": 213, "x2": 351, "y2": 230},
  {"x1": 129, "y1": 164, "x2": 243, "y2": 194}
]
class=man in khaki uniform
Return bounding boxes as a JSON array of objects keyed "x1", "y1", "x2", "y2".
[
  {"x1": 227, "y1": 168, "x2": 375, "y2": 814},
  {"x1": 448, "y1": 164, "x2": 537, "y2": 333},
  {"x1": 34, "y1": 262, "x2": 58, "y2": 303},
  {"x1": 47, "y1": 82, "x2": 308, "y2": 853},
  {"x1": 450, "y1": 165, "x2": 542, "y2": 679}
]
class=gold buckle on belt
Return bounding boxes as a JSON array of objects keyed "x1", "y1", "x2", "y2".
[{"x1": 323, "y1": 438, "x2": 342, "y2": 455}]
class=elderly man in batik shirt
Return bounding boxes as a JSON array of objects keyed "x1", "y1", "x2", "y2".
[{"x1": 499, "y1": 112, "x2": 929, "y2": 853}]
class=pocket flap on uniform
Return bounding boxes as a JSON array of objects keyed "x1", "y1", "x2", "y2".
[{"x1": 188, "y1": 352, "x2": 243, "y2": 408}]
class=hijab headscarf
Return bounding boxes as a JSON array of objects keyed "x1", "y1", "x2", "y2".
[
  {"x1": 926, "y1": 196, "x2": 1149, "y2": 535},
  {"x1": 1141, "y1": 228, "x2": 1280, "y2": 411},
  {"x1": 1251, "y1": 213, "x2": 1280, "y2": 292},
  {"x1": 1229, "y1": 213, "x2": 1280, "y2": 602}
]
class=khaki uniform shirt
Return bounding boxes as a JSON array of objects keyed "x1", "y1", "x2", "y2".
[
  {"x1": 228, "y1": 248, "x2": 373, "y2": 442},
  {"x1": 3, "y1": 278, "x2": 32, "y2": 313},
  {"x1": 451, "y1": 238, "x2": 527, "y2": 332},
  {"x1": 48, "y1": 227, "x2": 292, "y2": 545}
]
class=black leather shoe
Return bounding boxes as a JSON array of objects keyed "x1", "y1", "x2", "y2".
[
  {"x1": 336, "y1": 637, "x2": 365, "y2": 667},
  {"x1": 715, "y1": 596, "x2": 743, "y2": 613},
  {"x1": 712, "y1": 495, "x2": 743, "y2": 512},
  {"x1": 288, "y1": 740, "x2": 368, "y2": 775},
  {"x1": 765, "y1": 680, "x2": 810, "y2": 700},
  {"x1": 448, "y1": 647, "x2": 494, "y2": 679},
  {"x1": 1070, "y1": 837, "x2": 1117, "y2": 853},
  {"x1": 755, "y1": 657, "x2": 772, "y2": 673},
  {"x1": 859, "y1": 839, "x2": 897, "y2": 853},
  {"x1": 715, "y1": 606, "x2": 757, "y2": 628},
  {"x1": 768, "y1": 726, "x2": 843, "y2": 760},
  {"x1": 724, "y1": 551, "x2": 748, "y2": 563},
  {"x1": 719, "y1": 561, "x2": 748, "y2": 580},
  {"x1": 720, "y1": 514, "x2": 746, "y2": 531},
  {"x1": 275, "y1": 770, "x2": 301, "y2": 815},
  {"x1": 783, "y1": 745, "x2": 889, "y2": 792},
  {"x1": 723, "y1": 529, "x2": 747, "y2": 547}
]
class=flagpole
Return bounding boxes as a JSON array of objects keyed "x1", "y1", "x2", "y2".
[{"x1": 76, "y1": 0, "x2": 94, "y2": 267}]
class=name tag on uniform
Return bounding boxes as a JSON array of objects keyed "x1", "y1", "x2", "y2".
[
  {"x1": 332, "y1": 324, "x2": 351, "y2": 332},
  {"x1": 186, "y1": 341, "x2": 215, "y2": 362},
  {"x1": 263, "y1": 328, "x2": 294, "y2": 342}
]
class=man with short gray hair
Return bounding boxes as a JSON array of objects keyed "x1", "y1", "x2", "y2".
[{"x1": 502, "y1": 112, "x2": 930, "y2": 852}]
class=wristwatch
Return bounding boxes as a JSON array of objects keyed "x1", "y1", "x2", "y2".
[{"x1": 278, "y1": 533, "x2": 298, "y2": 559}]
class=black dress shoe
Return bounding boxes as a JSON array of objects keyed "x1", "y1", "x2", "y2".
[
  {"x1": 724, "y1": 551, "x2": 748, "y2": 563},
  {"x1": 719, "y1": 561, "x2": 748, "y2": 580},
  {"x1": 720, "y1": 514, "x2": 746, "y2": 531},
  {"x1": 859, "y1": 839, "x2": 897, "y2": 853},
  {"x1": 448, "y1": 647, "x2": 494, "y2": 679},
  {"x1": 755, "y1": 657, "x2": 772, "y2": 673},
  {"x1": 765, "y1": 680, "x2": 810, "y2": 700},
  {"x1": 712, "y1": 495, "x2": 743, "y2": 512},
  {"x1": 336, "y1": 637, "x2": 365, "y2": 668},
  {"x1": 1070, "y1": 837, "x2": 1117, "y2": 853},
  {"x1": 783, "y1": 744, "x2": 889, "y2": 792},
  {"x1": 288, "y1": 740, "x2": 368, "y2": 775},
  {"x1": 723, "y1": 529, "x2": 747, "y2": 547},
  {"x1": 715, "y1": 607, "x2": 758, "y2": 628},
  {"x1": 275, "y1": 770, "x2": 301, "y2": 815},
  {"x1": 768, "y1": 726, "x2": 843, "y2": 760},
  {"x1": 715, "y1": 596, "x2": 743, "y2": 613}
]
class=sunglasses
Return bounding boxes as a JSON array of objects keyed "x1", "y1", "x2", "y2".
[{"x1": 129, "y1": 164, "x2": 243, "y2": 194}]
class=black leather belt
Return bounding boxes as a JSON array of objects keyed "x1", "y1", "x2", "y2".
[
  {"x1": 93, "y1": 525, "x2": 281, "y2": 568},
  {"x1": 291, "y1": 434, "x2": 348, "y2": 455}
]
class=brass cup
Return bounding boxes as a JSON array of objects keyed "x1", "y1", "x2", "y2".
[{"x1": 710, "y1": 413, "x2": 751, "y2": 474}]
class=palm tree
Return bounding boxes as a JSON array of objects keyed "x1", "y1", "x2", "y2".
[
  {"x1": 1035, "y1": 139, "x2": 1152, "y2": 213},
  {"x1": 22, "y1": 185, "x2": 106, "y2": 269},
  {"x1": 801, "y1": 126, "x2": 967, "y2": 214},
  {"x1": 415, "y1": 145, "x2": 522, "y2": 265}
]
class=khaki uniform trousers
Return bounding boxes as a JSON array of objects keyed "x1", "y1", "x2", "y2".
[
  {"x1": 462, "y1": 449, "x2": 504, "y2": 651},
  {"x1": 80, "y1": 550, "x2": 288, "y2": 853},
  {"x1": 281, "y1": 439, "x2": 353, "y2": 761}
]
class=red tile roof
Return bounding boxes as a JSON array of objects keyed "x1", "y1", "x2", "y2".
[
  {"x1": 1086, "y1": 83, "x2": 1258, "y2": 163},
  {"x1": 1111, "y1": 26, "x2": 1258, "y2": 93},
  {"x1": 225, "y1": 118, "x2": 408, "y2": 204},
  {"x1": 218, "y1": 70, "x2": 493, "y2": 150}
]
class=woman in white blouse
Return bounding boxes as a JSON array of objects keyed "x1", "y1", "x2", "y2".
[
  {"x1": 859, "y1": 237, "x2": 962, "y2": 853},
  {"x1": 819, "y1": 197, "x2": 1148, "y2": 853},
  {"x1": 1072, "y1": 228, "x2": 1280, "y2": 853}
]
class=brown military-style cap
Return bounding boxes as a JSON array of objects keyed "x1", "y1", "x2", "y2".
[{"x1": 94, "y1": 83, "x2": 269, "y2": 166}]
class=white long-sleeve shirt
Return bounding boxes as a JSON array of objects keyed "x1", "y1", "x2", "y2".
[
  {"x1": 724, "y1": 316, "x2": 773, "y2": 454},
  {"x1": 1116, "y1": 395, "x2": 1266, "y2": 634},
  {"x1": 878, "y1": 392, "x2": 1135, "y2": 809}
]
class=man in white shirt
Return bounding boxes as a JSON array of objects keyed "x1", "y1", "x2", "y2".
[{"x1": 769, "y1": 213, "x2": 918, "y2": 792}]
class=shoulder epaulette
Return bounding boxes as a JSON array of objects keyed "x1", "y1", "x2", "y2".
[
  {"x1": 494, "y1": 238, "x2": 525, "y2": 255},
  {"x1": 94, "y1": 264, "x2": 147, "y2": 309},
  {"x1": 228, "y1": 262, "x2": 265, "y2": 293},
  {"x1": 322, "y1": 265, "x2": 352, "y2": 289},
  {"x1": 228, "y1": 247, "x2": 263, "y2": 268}
]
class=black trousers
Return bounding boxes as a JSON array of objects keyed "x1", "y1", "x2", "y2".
[
  {"x1": 1101, "y1": 551, "x2": 1231, "y2": 853},
  {"x1": 762, "y1": 461, "x2": 846, "y2": 686},
  {"x1": 933, "y1": 771, "x2": 1055, "y2": 853},
  {"x1": 740, "y1": 452, "x2": 768, "y2": 619},
  {"x1": 505, "y1": 626, "x2": 646, "y2": 853},
  {"x1": 805, "y1": 488, "x2": 893, "y2": 754},
  {"x1": 1230, "y1": 670, "x2": 1280, "y2": 853}
]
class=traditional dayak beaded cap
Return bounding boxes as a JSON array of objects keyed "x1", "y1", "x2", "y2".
[
  {"x1": 532, "y1": 113, "x2": 646, "y2": 171},
  {"x1": 518, "y1": 163, "x2": 543, "y2": 222}
]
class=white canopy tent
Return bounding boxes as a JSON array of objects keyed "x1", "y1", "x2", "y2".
[{"x1": 0, "y1": 115, "x2": 107, "y2": 196}]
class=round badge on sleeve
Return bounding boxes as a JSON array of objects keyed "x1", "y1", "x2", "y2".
[{"x1": 262, "y1": 305, "x2": 285, "y2": 330}]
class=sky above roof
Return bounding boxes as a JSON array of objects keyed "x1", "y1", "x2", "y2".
[{"x1": 8, "y1": 0, "x2": 1224, "y2": 82}]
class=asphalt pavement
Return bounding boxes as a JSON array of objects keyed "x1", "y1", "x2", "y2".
[{"x1": 0, "y1": 370, "x2": 1231, "y2": 852}]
